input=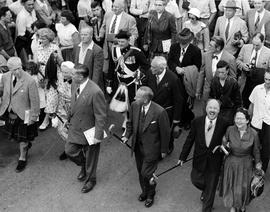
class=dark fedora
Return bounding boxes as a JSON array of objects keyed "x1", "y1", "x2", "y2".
[
  {"x1": 115, "y1": 30, "x2": 131, "y2": 40},
  {"x1": 178, "y1": 28, "x2": 194, "y2": 45}
]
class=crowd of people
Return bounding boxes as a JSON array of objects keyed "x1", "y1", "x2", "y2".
[{"x1": 0, "y1": 0, "x2": 270, "y2": 211}]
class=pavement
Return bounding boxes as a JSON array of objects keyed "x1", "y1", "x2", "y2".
[{"x1": 0, "y1": 101, "x2": 270, "y2": 212}]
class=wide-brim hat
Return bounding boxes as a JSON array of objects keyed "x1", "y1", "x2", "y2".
[
  {"x1": 115, "y1": 30, "x2": 131, "y2": 40},
  {"x1": 224, "y1": 0, "x2": 240, "y2": 9},
  {"x1": 188, "y1": 8, "x2": 201, "y2": 19},
  {"x1": 178, "y1": 28, "x2": 194, "y2": 44}
]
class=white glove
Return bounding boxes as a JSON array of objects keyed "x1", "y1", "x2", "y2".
[
  {"x1": 51, "y1": 117, "x2": 58, "y2": 128},
  {"x1": 106, "y1": 86, "x2": 112, "y2": 94}
]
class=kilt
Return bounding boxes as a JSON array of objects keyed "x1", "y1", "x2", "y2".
[{"x1": 4, "y1": 112, "x2": 38, "y2": 143}]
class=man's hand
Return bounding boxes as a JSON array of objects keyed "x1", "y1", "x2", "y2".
[
  {"x1": 173, "y1": 125, "x2": 182, "y2": 139},
  {"x1": 176, "y1": 67, "x2": 185, "y2": 75},
  {"x1": 106, "y1": 86, "x2": 112, "y2": 94},
  {"x1": 238, "y1": 39, "x2": 244, "y2": 48},
  {"x1": 94, "y1": 138, "x2": 102, "y2": 144},
  {"x1": 122, "y1": 136, "x2": 128, "y2": 144},
  {"x1": 161, "y1": 153, "x2": 167, "y2": 159},
  {"x1": 177, "y1": 160, "x2": 184, "y2": 166},
  {"x1": 242, "y1": 63, "x2": 250, "y2": 72}
]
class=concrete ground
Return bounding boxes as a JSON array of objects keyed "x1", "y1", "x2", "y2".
[{"x1": 0, "y1": 102, "x2": 269, "y2": 212}]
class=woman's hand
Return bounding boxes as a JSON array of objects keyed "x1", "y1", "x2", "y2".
[{"x1": 256, "y1": 162, "x2": 262, "y2": 170}]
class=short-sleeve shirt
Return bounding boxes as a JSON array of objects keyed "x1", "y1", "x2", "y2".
[
  {"x1": 249, "y1": 83, "x2": 270, "y2": 129},
  {"x1": 56, "y1": 23, "x2": 78, "y2": 47},
  {"x1": 77, "y1": 0, "x2": 92, "y2": 18},
  {"x1": 166, "y1": 0, "x2": 182, "y2": 19},
  {"x1": 16, "y1": 7, "x2": 37, "y2": 36},
  {"x1": 189, "y1": 0, "x2": 217, "y2": 19}
]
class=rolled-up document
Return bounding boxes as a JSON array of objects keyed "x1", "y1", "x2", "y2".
[{"x1": 220, "y1": 145, "x2": 229, "y2": 155}]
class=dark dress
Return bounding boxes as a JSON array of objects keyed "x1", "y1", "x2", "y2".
[{"x1": 222, "y1": 125, "x2": 261, "y2": 209}]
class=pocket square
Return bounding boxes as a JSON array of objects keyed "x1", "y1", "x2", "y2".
[{"x1": 151, "y1": 121, "x2": 156, "y2": 124}]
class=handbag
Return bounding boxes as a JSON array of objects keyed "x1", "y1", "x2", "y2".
[{"x1": 250, "y1": 169, "x2": 265, "y2": 199}]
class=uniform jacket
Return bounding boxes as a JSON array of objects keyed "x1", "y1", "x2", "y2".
[
  {"x1": 100, "y1": 11, "x2": 138, "y2": 59},
  {"x1": 214, "y1": 16, "x2": 248, "y2": 56},
  {"x1": 236, "y1": 44, "x2": 270, "y2": 91},
  {"x1": 34, "y1": 0, "x2": 54, "y2": 26},
  {"x1": 146, "y1": 69, "x2": 184, "y2": 123},
  {"x1": 144, "y1": 10, "x2": 177, "y2": 53},
  {"x1": 246, "y1": 9, "x2": 270, "y2": 41},
  {"x1": 196, "y1": 50, "x2": 237, "y2": 100},
  {"x1": 73, "y1": 42, "x2": 104, "y2": 89},
  {"x1": 125, "y1": 101, "x2": 170, "y2": 161},
  {"x1": 0, "y1": 71, "x2": 40, "y2": 121},
  {"x1": 67, "y1": 80, "x2": 106, "y2": 145},
  {"x1": 179, "y1": 115, "x2": 230, "y2": 172}
]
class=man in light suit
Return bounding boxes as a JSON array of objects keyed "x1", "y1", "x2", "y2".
[
  {"x1": 196, "y1": 36, "x2": 236, "y2": 112},
  {"x1": 123, "y1": 86, "x2": 170, "y2": 208},
  {"x1": 214, "y1": 0, "x2": 248, "y2": 57},
  {"x1": 65, "y1": 64, "x2": 106, "y2": 193},
  {"x1": 178, "y1": 99, "x2": 230, "y2": 212},
  {"x1": 246, "y1": 0, "x2": 270, "y2": 42},
  {"x1": 99, "y1": 0, "x2": 138, "y2": 74},
  {"x1": 236, "y1": 32, "x2": 270, "y2": 108},
  {"x1": 73, "y1": 26, "x2": 104, "y2": 91},
  {"x1": 34, "y1": 0, "x2": 55, "y2": 26},
  {"x1": 0, "y1": 57, "x2": 39, "y2": 172}
]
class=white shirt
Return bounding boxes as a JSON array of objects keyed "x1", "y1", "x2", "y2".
[
  {"x1": 79, "y1": 78, "x2": 89, "y2": 96},
  {"x1": 130, "y1": 0, "x2": 150, "y2": 18},
  {"x1": 179, "y1": 45, "x2": 189, "y2": 63},
  {"x1": 157, "y1": 68, "x2": 166, "y2": 82},
  {"x1": 16, "y1": 8, "x2": 37, "y2": 36},
  {"x1": 8, "y1": 0, "x2": 23, "y2": 15},
  {"x1": 205, "y1": 116, "x2": 217, "y2": 147},
  {"x1": 254, "y1": 9, "x2": 265, "y2": 26},
  {"x1": 77, "y1": 0, "x2": 92, "y2": 18},
  {"x1": 250, "y1": 47, "x2": 262, "y2": 66},
  {"x1": 142, "y1": 101, "x2": 151, "y2": 114},
  {"x1": 189, "y1": 0, "x2": 217, "y2": 19},
  {"x1": 36, "y1": 0, "x2": 49, "y2": 11},
  {"x1": 166, "y1": 0, "x2": 181, "y2": 19},
  {"x1": 56, "y1": 23, "x2": 78, "y2": 47},
  {"x1": 212, "y1": 51, "x2": 223, "y2": 76},
  {"x1": 78, "y1": 41, "x2": 94, "y2": 64},
  {"x1": 109, "y1": 12, "x2": 123, "y2": 34},
  {"x1": 249, "y1": 83, "x2": 270, "y2": 129}
]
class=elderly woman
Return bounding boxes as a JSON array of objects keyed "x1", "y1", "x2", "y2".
[
  {"x1": 183, "y1": 8, "x2": 210, "y2": 52},
  {"x1": 143, "y1": 0, "x2": 177, "y2": 58},
  {"x1": 221, "y1": 108, "x2": 262, "y2": 212},
  {"x1": 0, "y1": 57, "x2": 39, "y2": 172},
  {"x1": 55, "y1": 10, "x2": 80, "y2": 61},
  {"x1": 34, "y1": 28, "x2": 61, "y2": 130}
]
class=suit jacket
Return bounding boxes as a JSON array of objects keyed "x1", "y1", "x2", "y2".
[
  {"x1": 179, "y1": 115, "x2": 230, "y2": 172},
  {"x1": 236, "y1": 44, "x2": 270, "y2": 91},
  {"x1": 125, "y1": 101, "x2": 170, "y2": 161},
  {"x1": 246, "y1": 9, "x2": 270, "y2": 41},
  {"x1": 214, "y1": 16, "x2": 248, "y2": 56},
  {"x1": 73, "y1": 42, "x2": 104, "y2": 90},
  {"x1": 168, "y1": 43, "x2": 202, "y2": 73},
  {"x1": 100, "y1": 11, "x2": 138, "y2": 59},
  {"x1": 196, "y1": 50, "x2": 237, "y2": 100},
  {"x1": 67, "y1": 80, "x2": 106, "y2": 145},
  {"x1": 146, "y1": 69, "x2": 184, "y2": 123},
  {"x1": 144, "y1": 10, "x2": 177, "y2": 53},
  {"x1": 0, "y1": 71, "x2": 40, "y2": 121},
  {"x1": 34, "y1": 0, "x2": 54, "y2": 26}
]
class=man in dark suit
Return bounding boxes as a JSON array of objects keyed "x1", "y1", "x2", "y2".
[
  {"x1": 146, "y1": 56, "x2": 183, "y2": 154},
  {"x1": 168, "y1": 28, "x2": 202, "y2": 129},
  {"x1": 178, "y1": 99, "x2": 230, "y2": 212},
  {"x1": 123, "y1": 86, "x2": 170, "y2": 208},
  {"x1": 73, "y1": 26, "x2": 104, "y2": 91},
  {"x1": 65, "y1": 64, "x2": 106, "y2": 193}
]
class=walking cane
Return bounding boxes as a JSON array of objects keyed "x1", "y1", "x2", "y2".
[{"x1": 108, "y1": 124, "x2": 132, "y2": 150}]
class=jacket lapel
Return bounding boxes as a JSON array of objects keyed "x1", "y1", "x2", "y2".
[
  {"x1": 209, "y1": 117, "x2": 221, "y2": 148},
  {"x1": 200, "y1": 116, "x2": 207, "y2": 147},
  {"x1": 12, "y1": 77, "x2": 24, "y2": 95}
]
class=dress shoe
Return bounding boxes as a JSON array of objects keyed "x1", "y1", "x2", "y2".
[
  {"x1": 59, "y1": 151, "x2": 68, "y2": 160},
  {"x1": 138, "y1": 193, "x2": 147, "y2": 202},
  {"x1": 77, "y1": 167, "x2": 86, "y2": 182},
  {"x1": 145, "y1": 198, "x2": 154, "y2": 208},
  {"x1": 81, "y1": 181, "x2": 96, "y2": 193},
  {"x1": 15, "y1": 160, "x2": 27, "y2": 173}
]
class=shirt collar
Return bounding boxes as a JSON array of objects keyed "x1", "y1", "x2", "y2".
[
  {"x1": 79, "y1": 78, "x2": 89, "y2": 93},
  {"x1": 78, "y1": 40, "x2": 94, "y2": 50},
  {"x1": 205, "y1": 116, "x2": 217, "y2": 126},
  {"x1": 256, "y1": 9, "x2": 265, "y2": 17},
  {"x1": 143, "y1": 101, "x2": 151, "y2": 114},
  {"x1": 158, "y1": 68, "x2": 166, "y2": 81}
]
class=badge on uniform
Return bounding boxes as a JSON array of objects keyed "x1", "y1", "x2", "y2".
[{"x1": 125, "y1": 56, "x2": 136, "y2": 64}]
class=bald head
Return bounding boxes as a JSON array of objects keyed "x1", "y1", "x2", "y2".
[{"x1": 206, "y1": 99, "x2": 220, "y2": 120}]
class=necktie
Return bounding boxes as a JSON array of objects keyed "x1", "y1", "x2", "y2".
[
  {"x1": 207, "y1": 120, "x2": 213, "y2": 132},
  {"x1": 13, "y1": 77, "x2": 17, "y2": 87},
  {"x1": 255, "y1": 14, "x2": 260, "y2": 31},
  {"x1": 156, "y1": 75, "x2": 160, "y2": 85},
  {"x1": 75, "y1": 87, "x2": 80, "y2": 100},
  {"x1": 181, "y1": 48, "x2": 185, "y2": 56},
  {"x1": 251, "y1": 50, "x2": 258, "y2": 67},
  {"x1": 110, "y1": 15, "x2": 118, "y2": 33},
  {"x1": 225, "y1": 19, "x2": 230, "y2": 40}
]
